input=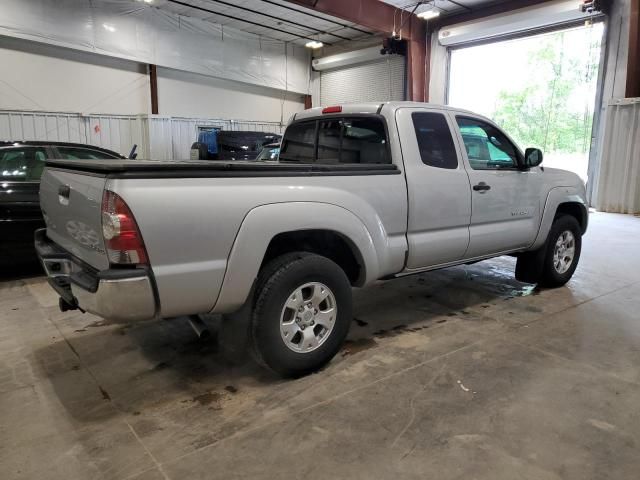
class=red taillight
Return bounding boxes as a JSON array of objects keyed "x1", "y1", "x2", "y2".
[
  {"x1": 101, "y1": 190, "x2": 148, "y2": 265},
  {"x1": 322, "y1": 105, "x2": 342, "y2": 114}
]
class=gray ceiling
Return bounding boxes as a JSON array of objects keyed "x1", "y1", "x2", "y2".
[
  {"x1": 150, "y1": 0, "x2": 514, "y2": 47},
  {"x1": 151, "y1": 0, "x2": 376, "y2": 47},
  {"x1": 379, "y1": 0, "x2": 512, "y2": 17}
]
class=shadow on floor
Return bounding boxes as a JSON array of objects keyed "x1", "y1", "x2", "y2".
[
  {"x1": 0, "y1": 258, "x2": 43, "y2": 281},
  {"x1": 32, "y1": 258, "x2": 537, "y2": 422}
]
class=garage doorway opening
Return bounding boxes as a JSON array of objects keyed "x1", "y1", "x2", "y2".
[{"x1": 447, "y1": 22, "x2": 604, "y2": 182}]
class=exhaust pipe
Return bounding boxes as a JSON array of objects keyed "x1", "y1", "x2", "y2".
[{"x1": 187, "y1": 315, "x2": 211, "y2": 340}]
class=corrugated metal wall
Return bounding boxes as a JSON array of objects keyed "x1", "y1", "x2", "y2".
[
  {"x1": 0, "y1": 111, "x2": 86, "y2": 143},
  {"x1": 0, "y1": 110, "x2": 284, "y2": 160},
  {"x1": 320, "y1": 55, "x2": 406, "y2": 105},
  {"x1": 594, "y1": 98, "x2": 640, "y2": 214}
]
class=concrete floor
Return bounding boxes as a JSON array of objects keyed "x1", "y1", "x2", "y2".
[{"x1": 1, "y1": 212, "x2": 640, "y2": 480}]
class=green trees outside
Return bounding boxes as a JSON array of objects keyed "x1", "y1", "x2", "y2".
[{"x1": 491, "y1": 28, "x2": 601, "y2": 155}]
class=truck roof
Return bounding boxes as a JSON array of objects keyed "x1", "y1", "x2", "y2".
[{"x1": 292, "y1": 101, "x2": 476, "y2": 122}]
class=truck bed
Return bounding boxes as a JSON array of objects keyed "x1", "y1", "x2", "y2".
[{"x1": 40, "y1": 157, "x2": 408, "y2": 318}]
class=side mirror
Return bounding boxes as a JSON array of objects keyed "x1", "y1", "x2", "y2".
[{"x1": 524, "y1": 147, "x2": 543, "y2": 168}]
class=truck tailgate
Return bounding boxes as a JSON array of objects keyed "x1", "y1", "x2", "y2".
[{"x1": 39, "y1": 167, "x2": 110, "y2": 270}]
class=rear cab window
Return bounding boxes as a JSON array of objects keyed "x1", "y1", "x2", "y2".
[
  {"x1": 280, "y1": 116, "x2": 391, "y2": 165},
  {"x1": 411, "y1": 112, "x2": 458, "y2": 169}
]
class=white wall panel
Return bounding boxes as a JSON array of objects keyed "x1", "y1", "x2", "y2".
[
  {"x1": 587, "y1": 0, "x2": 630, "y2": 201},
  {"x1": 85, "y1": 115, "x2": 144, "y2": 157},
  {"x1": 0, "y1": 111, "x2": 85, "y2": 143},
  {"x1": 0, "y1": 0, "x2": 310, "y2": 94},
  {"x1": 0, "y1": 37, "x2": 305, "y2": 123},
  {"x1": 142, "y1": 116, "x2": 174, "y2": 161},
  {"x1": 0, "y1": 37, "x2": 149, "y2": 115},
  {"x1": 320, "y1": 55, "x2": 405, "y2": 106},
  {"x1": 594, "y1": 98, "x2": 640, "y2": 214},
  {"x1": 156, "y1": 67, "x2": 305, "y2": 122}
]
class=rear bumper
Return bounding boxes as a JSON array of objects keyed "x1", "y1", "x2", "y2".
[{"x1": 35, "y1": 229, "x2": 157, "y2": 322}]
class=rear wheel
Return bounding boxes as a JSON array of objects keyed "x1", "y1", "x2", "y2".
[{"x1": 251, "y1": 252, "x2": 352, "y2": 377}]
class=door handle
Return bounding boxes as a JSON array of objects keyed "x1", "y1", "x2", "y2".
[
  {"x1": 58, "y1": 184, "x2": 70, "y2": 205},
  {"x1": 473, "y1": 182, "x2": 491, "y2": 192},
  {"x1": 58, "y1": 185, "x2": 70, "y2": 198}
]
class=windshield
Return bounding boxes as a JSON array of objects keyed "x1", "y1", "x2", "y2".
[{"x1": 256, "y1": 145, "x2": 280, "y2": 162}]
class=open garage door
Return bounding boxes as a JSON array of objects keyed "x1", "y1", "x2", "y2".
[
  {"x1": 320, "y1": 55, "x2": 406, "y2": 105},
  {"x1": 440, "y1": 1, "x2": 606, "y2": 185},
  {"x1": 448, "y1": 23, "x2": 603, "y2": 182}
]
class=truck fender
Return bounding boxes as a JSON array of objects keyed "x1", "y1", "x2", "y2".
[
  {"x1": 211, "y1": 202, "x2": 381, "y2": 314},
  {"x1": 529, "y1": 186, "x2": 588, "y2": 251}
]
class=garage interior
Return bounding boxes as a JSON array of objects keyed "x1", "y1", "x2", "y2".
[{"x1": 1, "y1": 0, "x2": 640, "y2": 478}]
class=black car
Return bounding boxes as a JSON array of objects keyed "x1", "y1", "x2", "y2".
[{"x1": 0, "y1": 141, "x2": 125, "y2": 262}]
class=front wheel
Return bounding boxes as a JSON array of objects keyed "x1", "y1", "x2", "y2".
[
  {"x1": 251, "y1": 252, "x2": 352, "y2": 377},
  {"x1": 516, "y1": 215, "x2": 582, "y2": 287},
  {"x1": 538, "y1": 215, "x2": 582, "y2": 287}
]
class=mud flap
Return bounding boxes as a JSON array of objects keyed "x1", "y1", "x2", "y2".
[
  {"x1": 218, "y1": 285, "x2": 255, "y2": 365},
  {"x1": 515, "y1": 244, "x2": 547, "y2": 284}
]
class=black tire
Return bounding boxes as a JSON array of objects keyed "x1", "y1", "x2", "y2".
[
  {"x1": 251, "y1": 252, "x2": 352, "y2": 377},
  {"x1": 537, "y1": 215, "x2": 582, "y2": 288}
]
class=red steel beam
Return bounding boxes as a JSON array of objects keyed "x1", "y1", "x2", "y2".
[
  {"x1": 284, "y1": 0, "x2": 414, "y2": 39},
  {"x1": 628, "y1": 0, "x2": 640, "y2": 97},
  {"x1": 284, "y1": 0, "x2": 429, "y2": 101}
]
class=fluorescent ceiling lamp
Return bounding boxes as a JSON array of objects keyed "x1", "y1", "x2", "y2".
[
  {"x1": 305, "y1": 41, "x2": 324, "y2": 49},
  {"x1": 102, "y1": 23, "x2": 116, "y2": 32},
  {"x1": 417, "y1": 9, "x2": 440, "y2": 20}
]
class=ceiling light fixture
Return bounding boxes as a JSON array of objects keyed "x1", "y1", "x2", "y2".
[
  {"x1": 102, "y1": 23, "x2": 116, "y2": 32},
  {"x1": 417, "y1": 9, "x2": 440, "y2": 20},
  {"x1": 305, "y1": 41, "x2": 324, "y2": 49}
]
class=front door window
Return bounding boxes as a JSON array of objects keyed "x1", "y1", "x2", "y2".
[{"x1": 456, "y1": 117, "x2": 521, "y2": 170}]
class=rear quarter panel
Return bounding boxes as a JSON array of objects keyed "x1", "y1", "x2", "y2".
[{"x1": 108, "y1": 173, "x2": 408, "y2": 318}]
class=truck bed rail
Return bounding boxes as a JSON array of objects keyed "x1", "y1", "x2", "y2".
[{"x1": 45, "y1": 159, "x2": 401, "y2": 179}]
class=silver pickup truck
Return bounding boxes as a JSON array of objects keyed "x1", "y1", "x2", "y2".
[{"x1": 36, "y1": 102, "x2": 588, "y2": 377}]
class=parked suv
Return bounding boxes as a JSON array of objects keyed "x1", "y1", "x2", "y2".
[
  {"x1": 1, "y1": 141, "x2": 125, "y2": 261},
  {"x1": 191, "y1": 131, "x2": 282, "y2": 161}
]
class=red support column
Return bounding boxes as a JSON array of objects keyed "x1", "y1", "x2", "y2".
[
  {"x1": 406, "y1": 16, "x2": 427, "y2": 102},
  {"x1": 149, "y1": 64, "x2": 159, "y2": 115},
  {"x1": 304, "y1": 94, "x2": 312, "y2": 109}
]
